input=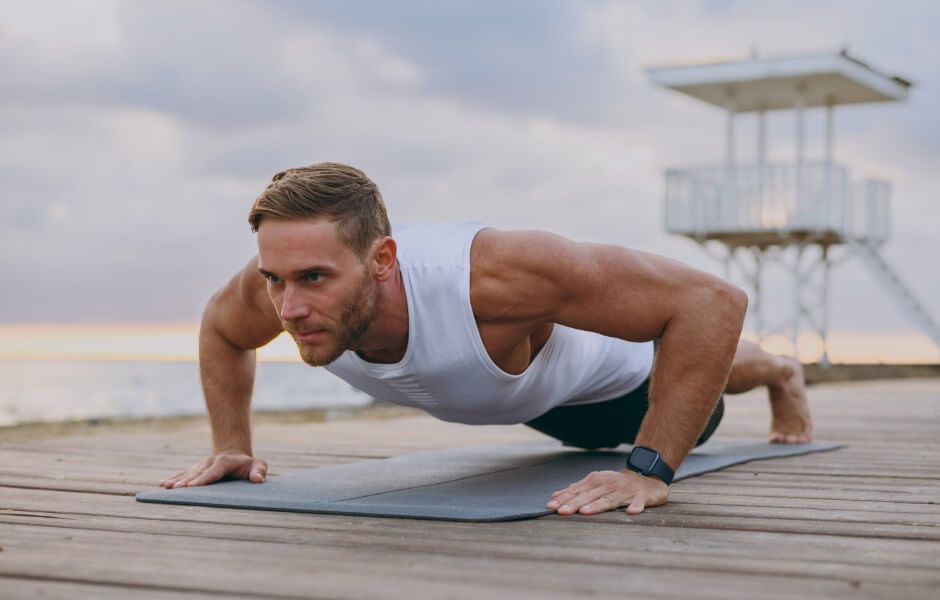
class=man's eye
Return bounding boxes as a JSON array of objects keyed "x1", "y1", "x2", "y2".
[
  {"x1": 265, "y1": 274, "x2": 280, "y2": 283},
  {"x1": 305, "y1": 272, "x2": 321, "y2": 282}
]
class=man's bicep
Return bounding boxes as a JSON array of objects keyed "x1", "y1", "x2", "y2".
[
  {"x1": 552, "y1": 244, "x2": 710, "y2": 342},
  {"x1": 204, "y1": 256, "x2": 283, "y2": 350}
]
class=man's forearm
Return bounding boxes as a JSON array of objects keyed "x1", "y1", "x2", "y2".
[
  {"x1": 199, "y1": 320, "x2": 257, "y2": 455},
  {"x1": 633, "y1": 285, "x2": 747, "y2": 471}
]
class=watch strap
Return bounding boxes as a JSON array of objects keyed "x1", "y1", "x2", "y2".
[{"x1": 626, "y1": 445, "x2": 675, "y2": 485}]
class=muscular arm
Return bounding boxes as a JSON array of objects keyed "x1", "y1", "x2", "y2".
[
  {"x1": 471, "y1": 229, "x2": 747, "y2": 510},
  {"x1": 160, "y1": 257, "x2": 283, "y2": 488},
  {"x1": 200, "y1": 256, "x2": 283, "y2": 454}
]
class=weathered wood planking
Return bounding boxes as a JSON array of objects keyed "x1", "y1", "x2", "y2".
[{"x1": 1, "y1": 379, "x2": 939, "y2": 598}]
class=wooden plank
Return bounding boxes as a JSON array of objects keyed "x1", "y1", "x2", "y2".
[
  {"x1": 0, "y1": 476, "x2": 136, "y2": 495},
  {"x1": 683, "y1": 470, "x2": 940, "y2": 490},
  {"x1": 668, "y1": 482, "x2": 939, "y2": 504},
  {"x1": 654, "y1": 501, "x2": 940, "y2": 526},
  {"x1": 0, "y1": 453, "x2": 358, "y2": 479},
  {"x1": 0, "y1": 576, "x2": 239, "y2": 600},
  {"x1": 668, "y1": 491, "x2": 940, "y2": 515},
  {"x1": 0, "y1": 523, "x2": 935, "y2": 598}
]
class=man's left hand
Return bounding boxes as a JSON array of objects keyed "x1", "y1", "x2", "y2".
[{"x1": 546, "y1": 469, "x2": 669, "y2": 516}]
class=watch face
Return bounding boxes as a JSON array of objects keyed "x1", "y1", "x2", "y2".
[{"x1": 629, "y1": 446, "x2": 658, "y2": 471}]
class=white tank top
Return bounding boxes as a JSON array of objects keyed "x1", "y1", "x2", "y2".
[{"x1": 324, "y1": 221, "x2": 654, "y2": 425}]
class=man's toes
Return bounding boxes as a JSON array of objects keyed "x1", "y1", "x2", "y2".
[{"x1": 768, "y1": 432, "x2": 784, "y2": 443}]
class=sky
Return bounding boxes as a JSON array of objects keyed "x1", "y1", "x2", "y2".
[{"x1": 1, "y1": 0, "x2": 938, "y2": 362}]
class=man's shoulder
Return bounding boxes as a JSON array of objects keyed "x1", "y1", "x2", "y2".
[{"x1": 469, "y1": 228, "x2": 576, "y2": 271}]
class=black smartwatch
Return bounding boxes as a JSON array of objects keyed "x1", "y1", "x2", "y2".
[{"x1": 626, "y1": 446, "x2": 675, "y2": 485}]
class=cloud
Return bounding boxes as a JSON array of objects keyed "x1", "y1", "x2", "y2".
[
  {"x1": 0, "y1": 0, "x2": 936, "y2": 341},
  {"x1": 0, "y1": 1, "x2": 310, "y2": 129},
  {"x1": 271, "y1": 0, "x2": 623, "y2": 124}
]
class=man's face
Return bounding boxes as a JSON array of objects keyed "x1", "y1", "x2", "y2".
[{"x1": 257, "y1": 218, "x2": 376, "y2": 366}]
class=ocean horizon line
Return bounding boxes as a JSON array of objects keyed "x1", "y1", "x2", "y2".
[{"x1": 1, "y1": 322, "x2": 939, "y2": 364}]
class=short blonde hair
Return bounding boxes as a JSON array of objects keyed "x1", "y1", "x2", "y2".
[{"x1": 249, "y1": 162, "x2": 391, "y2": 257}]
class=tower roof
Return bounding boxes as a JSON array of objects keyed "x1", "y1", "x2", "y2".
[{"x1": 647, "y1": 50, "x2": 911, "y2": 112}]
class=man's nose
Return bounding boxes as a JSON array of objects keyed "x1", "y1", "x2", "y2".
[{"x1": 280, "y1": 284, "x2": 310, "y2": 321}]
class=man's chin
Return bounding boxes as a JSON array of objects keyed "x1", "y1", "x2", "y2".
[{"x1": 296, "y1": 341, "x2": 346, "y2": 367}]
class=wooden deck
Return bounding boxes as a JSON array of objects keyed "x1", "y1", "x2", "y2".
[{"x1": 1, "y1": 379, "x2": 938, "y2": 599}]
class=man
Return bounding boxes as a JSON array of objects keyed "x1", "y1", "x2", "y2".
[{"x1": 161, "y1": 162, "x2": 812, "y2": 516}]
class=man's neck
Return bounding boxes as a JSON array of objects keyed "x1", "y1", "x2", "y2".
[{"x1": 352, "y1": 263, "x2": 409, "y2": 364}]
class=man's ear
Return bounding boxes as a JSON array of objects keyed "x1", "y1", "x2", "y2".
[{"x1": 370, "y1": 236, "x2": 397, "y2": 282}]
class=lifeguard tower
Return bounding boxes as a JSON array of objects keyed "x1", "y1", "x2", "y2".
[{"x1": 648, "y1": 50, "x2": 940, "y2": 363}]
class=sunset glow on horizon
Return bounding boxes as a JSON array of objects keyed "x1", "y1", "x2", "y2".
[
  {"x1": 0, "y1": 323, "x2": 301, "y2": 363},
  {"x1": 0, "y1": 323, "x2": 937, "y2": 365}
]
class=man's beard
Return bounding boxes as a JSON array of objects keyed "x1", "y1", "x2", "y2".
[{"x1": 288, "y1": 277, "x2": 376, "y2": 367}]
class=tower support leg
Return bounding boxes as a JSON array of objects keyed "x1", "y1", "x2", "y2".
[
  {"x1": 750, "y1": 247, "x2": 765, "y2": 343},
  {"x1": 791, "y1": 244, "x2": 807, "y2": 359},
  {"x1": 820, "y1": 245, "x2": 832, "y2": 367}
]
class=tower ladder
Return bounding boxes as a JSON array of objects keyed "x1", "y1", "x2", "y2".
[{"x1": 846, "y1": 238, "x2": 940, "y2": 350}]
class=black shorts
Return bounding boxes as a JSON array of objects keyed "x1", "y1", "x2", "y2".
[{"x1": 523, "y1": 376, "x2": 724, "y2": 450}]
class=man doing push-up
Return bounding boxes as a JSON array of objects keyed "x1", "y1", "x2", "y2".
[{"x1": 161, "y1": 162, "x2": 813, "y2": 516}]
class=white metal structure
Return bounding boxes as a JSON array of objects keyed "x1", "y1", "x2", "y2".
[{"x1": 648, "y1": 50, "x2": 939, "y2": 363}]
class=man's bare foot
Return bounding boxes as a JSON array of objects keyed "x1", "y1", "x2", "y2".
[{"x1": 767, "y1": 357, "x2": 813, "y2": 443}]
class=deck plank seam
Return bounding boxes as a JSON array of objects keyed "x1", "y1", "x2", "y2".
[
  {"x1": 5, "y1": 509, "x2": 938, "y2": 545},
  {"x1": 0, "y1": 573, "x2": 333, "y2": 600}
]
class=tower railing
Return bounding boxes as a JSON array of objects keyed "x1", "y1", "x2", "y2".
[{"x1": 664, "y1": 160, "x2": 890, "y2": 245}]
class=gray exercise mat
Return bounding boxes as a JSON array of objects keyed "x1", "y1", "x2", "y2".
[{"x1": 137, "y1": 439, "x2": 843, "y2": 522}]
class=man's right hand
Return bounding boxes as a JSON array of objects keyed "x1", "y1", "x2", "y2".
[{"x1": 159, "y1": 453, "x2": 268, "y2": 489}]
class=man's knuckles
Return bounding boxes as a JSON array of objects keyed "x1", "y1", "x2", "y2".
[{"x1": 581, "y1": 470, "x2": 620, "y2": 485}]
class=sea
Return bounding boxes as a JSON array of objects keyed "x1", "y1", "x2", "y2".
[{"x1": 0, "y1": 359, "x2": 372, "y2": 427}]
